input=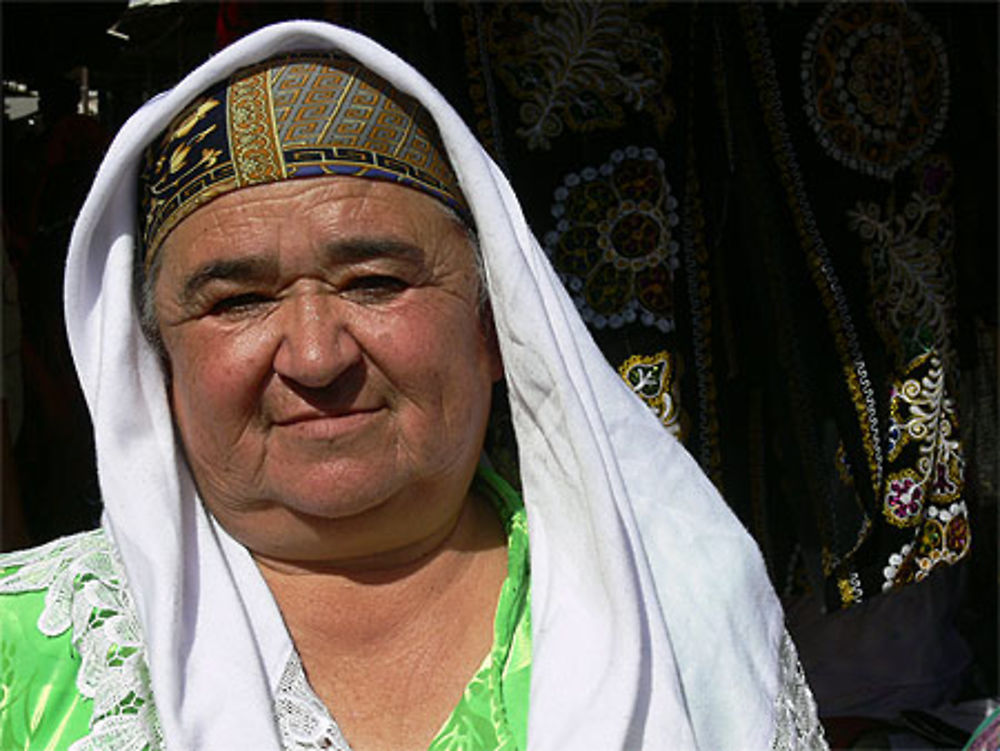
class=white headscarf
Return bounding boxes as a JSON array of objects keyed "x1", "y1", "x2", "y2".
[{"x1": 65, "y1": 20, "x2": 817, "y2": 751}]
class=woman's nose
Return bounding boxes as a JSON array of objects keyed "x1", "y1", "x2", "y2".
[{"x1": 272, "y1": 294, "x2": 361, "y2": 388}]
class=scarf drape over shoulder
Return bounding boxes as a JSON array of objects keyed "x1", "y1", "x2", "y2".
[{"x1": 64, "y1": 20, "x2": 823, "y2": 750}]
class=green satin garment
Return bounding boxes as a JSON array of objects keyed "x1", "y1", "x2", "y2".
[
  {"x1": 0, "y1": 466, "x2": 531, "y2": 751},
  {"x1": 429, "y1": 466, "x2": 532, "y2": 751},
  {"x1": 0, "y1": 589, "x2": 92, "y2": 751}
]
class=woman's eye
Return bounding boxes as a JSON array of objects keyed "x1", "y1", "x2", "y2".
[
  {"x1": 342, "y1": 275, "x2": 409, "y2": 298},
  {"x1": 210, "y1": 293, "x2": 270, "y2": 315}
]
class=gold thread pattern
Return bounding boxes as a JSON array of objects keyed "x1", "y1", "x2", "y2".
[{"x1": 139, "y1": 54, "x2": 468, "y2": 264}]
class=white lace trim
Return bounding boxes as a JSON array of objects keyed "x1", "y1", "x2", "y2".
[
  {"x1": 274, "y1": 631, "x2": 827, "y2": 751},
  {"x1": 275, "y1": 652, "x2": 352, "y2": 751},
  {"x1": 771, "y1": 631, "x2": 828, "y2": 750},
  {"x1": 1, "y1": 534, "x2": 824, "y2": 751},
  {"x1": 0, "y1": 529, "x2": 163, "y2": 751}
]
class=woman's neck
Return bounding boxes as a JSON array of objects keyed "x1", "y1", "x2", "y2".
[
  {"x1": 256, "y1": 488, "x2": 506, "y2": 654},
  {"x1": 256, "y1": 490, "x2": 509, "y2": 751}
]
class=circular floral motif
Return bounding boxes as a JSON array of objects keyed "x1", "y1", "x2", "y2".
[
  {"x1": 801, "y1": 3, "x2": 949, "y2": 180},
  {"x1": 885, "y1": 470, "x2": 923, "y2": 525},
  {"x1": 611, "y1": 213, "x2": 662, "y2": 259},
  {"x1": 545, "y1": 146, "x2": 679, "y2": 331}
]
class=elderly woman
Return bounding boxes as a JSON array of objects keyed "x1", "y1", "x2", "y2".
[{"x1": 0, "y1": 21, "x2": 825, "y2": 751}]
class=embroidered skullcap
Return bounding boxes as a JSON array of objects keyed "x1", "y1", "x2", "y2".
[{"x1": 138, "y1": 53, "x2": 470, "y2": 267}]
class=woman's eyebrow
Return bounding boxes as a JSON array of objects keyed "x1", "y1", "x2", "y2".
[
  {"x1": 177, "y1": 240, "x2": 425, "y2": 303},
  {"x1": 180, "y1": 238, "x2": 425, "y2": 303},
  {"x1": 180, "y1": 256, "x2": 276, "y2": 305}
]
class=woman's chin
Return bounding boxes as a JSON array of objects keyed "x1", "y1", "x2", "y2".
[{"x1": 212, "y1": 491, "x2": 463, "y2": 570}]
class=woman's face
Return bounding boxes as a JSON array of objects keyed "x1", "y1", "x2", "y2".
[{"x1": 154, "y1": 176, "x2": 501, "y2": 564}]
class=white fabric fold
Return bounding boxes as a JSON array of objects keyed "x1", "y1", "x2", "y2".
[{"x1": 65, "y1": 20, "x2": 787, "y2": 750}]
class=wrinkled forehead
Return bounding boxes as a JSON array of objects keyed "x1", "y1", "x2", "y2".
[
  {"x1": 138, "y1": 52, "x2": 469, "y2": 270},
  {"x1": 157, "y1": 175, "x2": 475, "y2": 272}
]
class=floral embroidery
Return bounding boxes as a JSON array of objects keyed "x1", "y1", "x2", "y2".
[
  {"x1": 847, "y1": 155, "x2": 957, "y2": 370},
  {"x1": 485, "y1": 2, "x2": 673, "y2": 150},
  {"x1": 884, "y1": 469, "x2": 924, "y2": 526},
  {"x1": 801, "y1": 2, "x2": 949, "y2": 180},
  {"x1": 876, "y1": 351, "x2": 969, "y2": 590},
  {"x1": 617, "y1": 351, "x2": 687, "y2": 439},
  {"x1": 544, "y1": 146, "x2": 680, "y2": 331},
  {"x1": 881, "y1": 500, "x2": 969, "y2": 593},
  {"x1": 0, "y1": 530, "x2": 163, "y2": 751},
  {"x1": 827, "y1": 349, "x2": 966, "y2": 606},
  {"x1": 883, "y1": 351, "x2": 963, "y2": 520}
]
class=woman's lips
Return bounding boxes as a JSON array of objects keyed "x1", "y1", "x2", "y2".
[{"x1": 275, "y1": 407, "x2": 383, "y2": 440}]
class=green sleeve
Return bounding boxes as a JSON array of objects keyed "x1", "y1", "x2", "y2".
[{"x1": 0, "y1": 588, "x2": 93, "y2": 751}]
